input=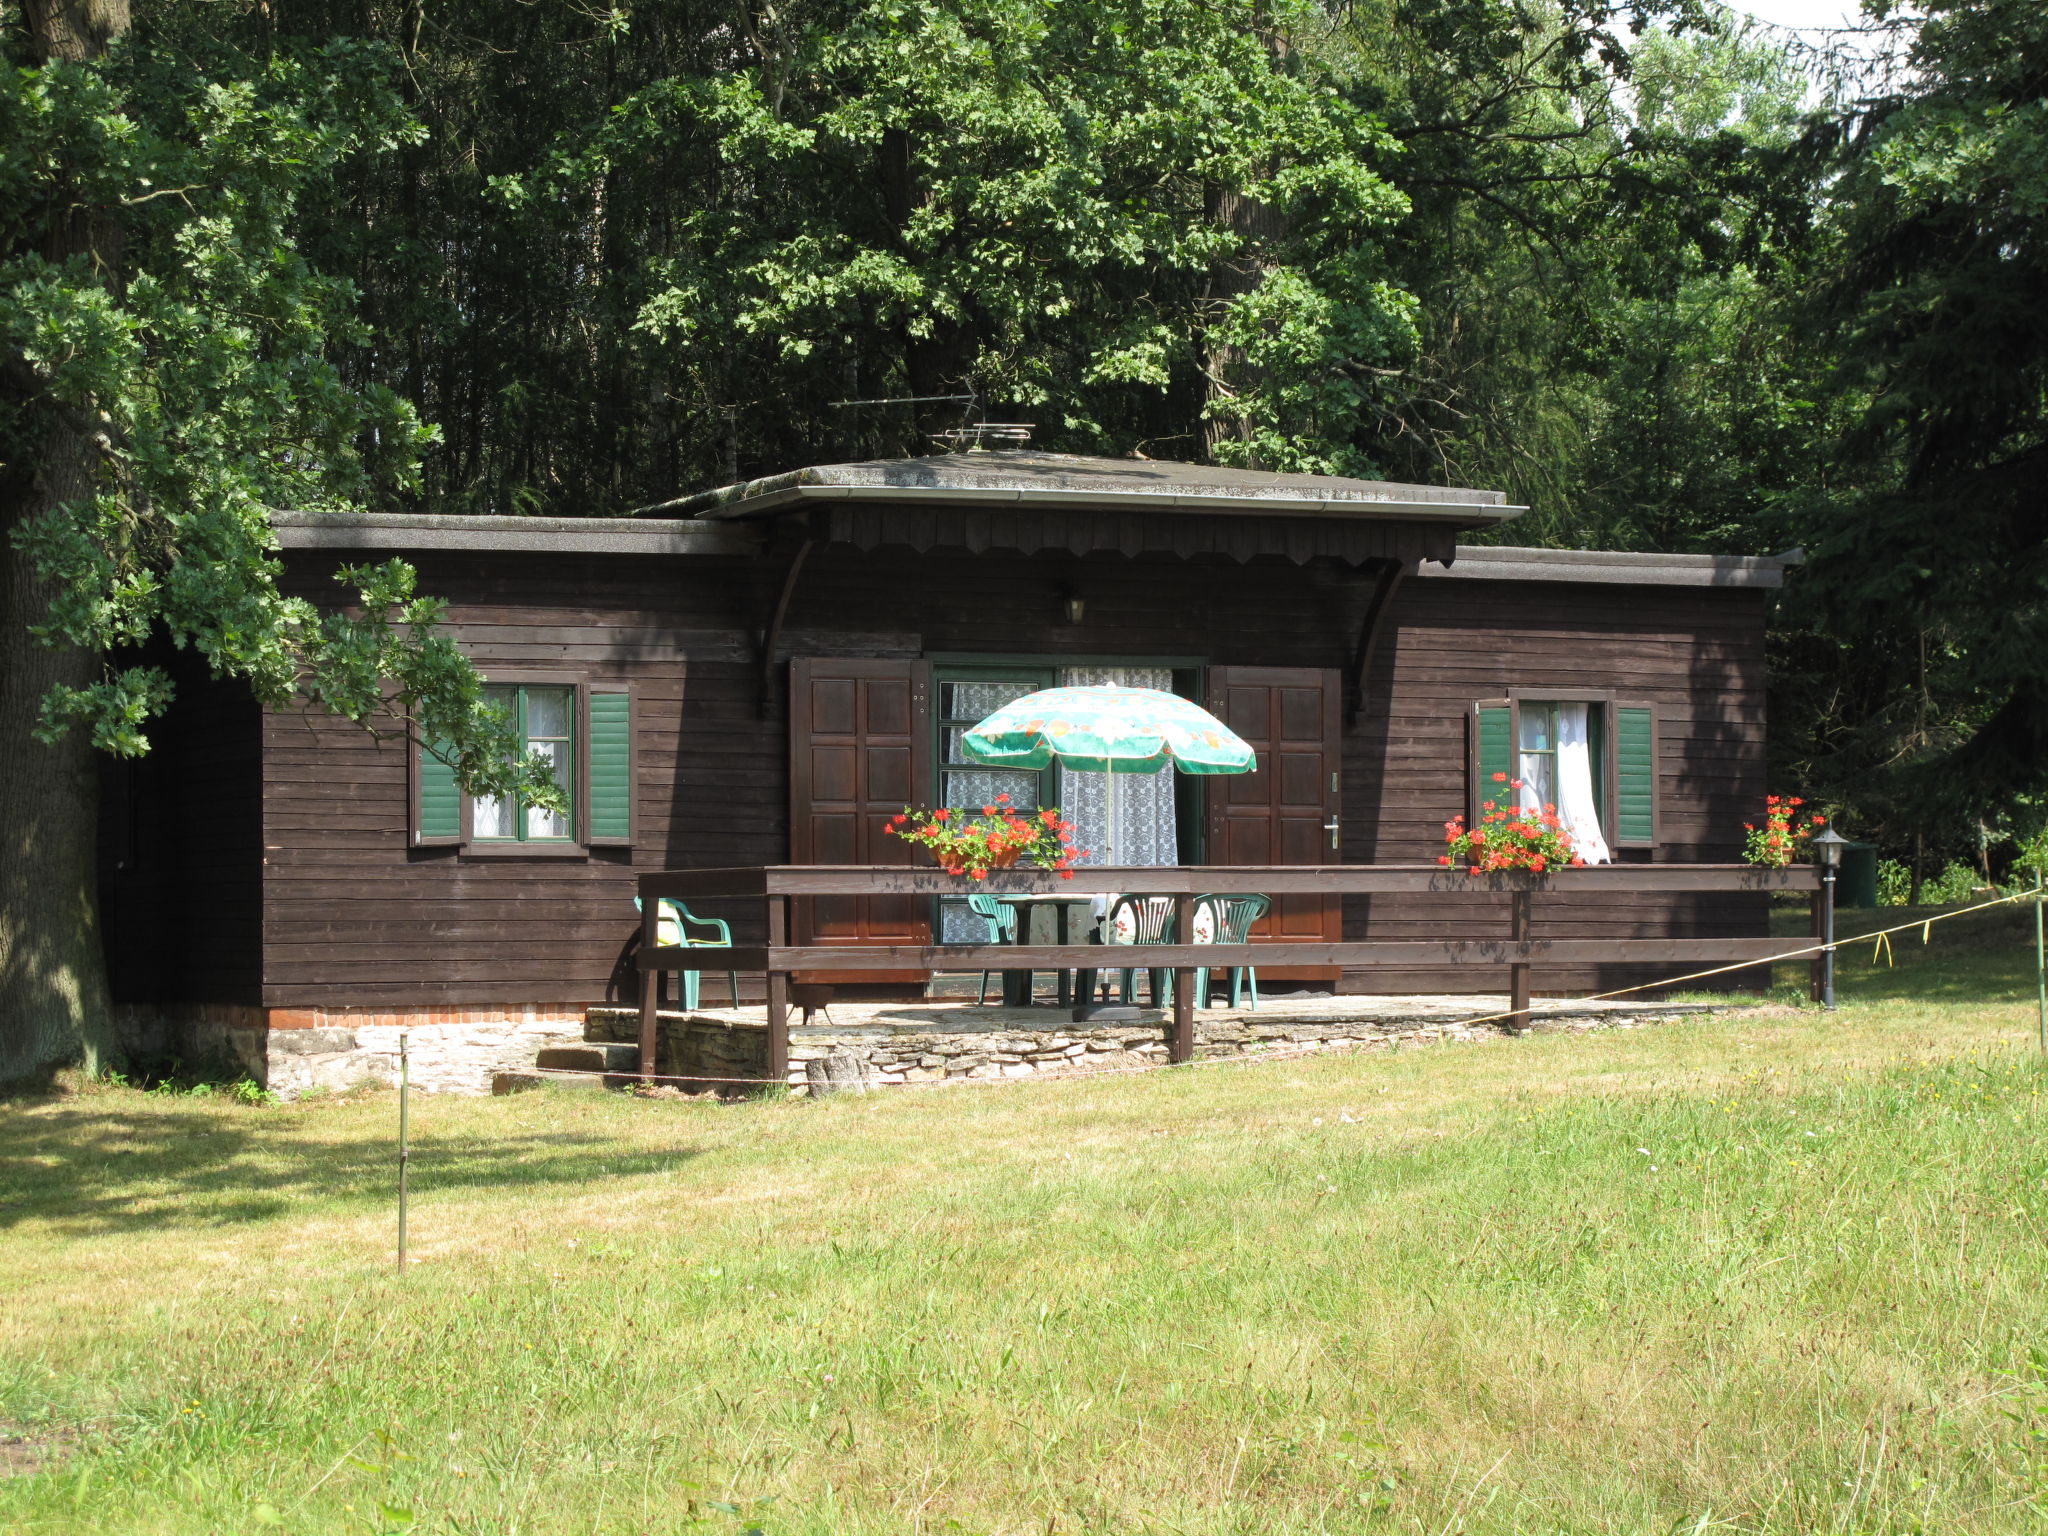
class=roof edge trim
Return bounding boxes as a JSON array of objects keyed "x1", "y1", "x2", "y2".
[
  {"x1": 670, "y1": 482, "x2": 1526, "y2": 525},
  {"x1": 1428, "y1": 545, "x2": 1792, "y2": 588}
]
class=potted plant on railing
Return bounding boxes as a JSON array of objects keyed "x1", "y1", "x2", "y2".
[
  {"x1": 1440, "y1": 774, "x2": 1583, "y2": 874},
  {"x1": 1742, "y1": 794, "x2": 1829, "y2": 867},
  {"x1": 886, "y1": 795, "x2": 1087, "y2": 880}
]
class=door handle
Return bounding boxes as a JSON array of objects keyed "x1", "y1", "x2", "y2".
[{"x1": 1323, "y1": 815, "x2": 1341, "y2": 851}]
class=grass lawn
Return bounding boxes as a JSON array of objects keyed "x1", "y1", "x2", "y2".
[{"x1": 4, "y1": 900, "x2": 2047, "y2": 1534}]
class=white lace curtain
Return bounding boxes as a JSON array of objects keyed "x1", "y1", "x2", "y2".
[
  {"x1": 1518, "y1": 702, "x2": 1610, "y2": 864},
  {"x1": 1056, "y1": 667, "x2": 1180, "y2": 867}
]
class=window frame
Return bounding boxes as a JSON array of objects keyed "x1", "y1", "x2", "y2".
[
  {"x1": 471, "y1": 680, "x2": 578, "y2": 846},
  {"x1": 1495, "y1": 689, "x2": 1638, "y2": 849},
  {"x1": 411, "y1": 671, "x2": 618, "y2": 859}
]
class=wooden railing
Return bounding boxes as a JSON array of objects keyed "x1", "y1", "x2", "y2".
[{"x1": 634, "y1": 863, "x2": 1822, "y2": 1081}]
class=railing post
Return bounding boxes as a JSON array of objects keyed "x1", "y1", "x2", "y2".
[
  {"x1": 1509, "y1": 885, "x2": 1532, "y2": 1032},
  {"x1": 637, "y1": 896, "x2": 660, "y2": 1084},
  {"x1": 765, "y1": 892, "x2": 790, "y2": 1085},
  {"x1": 1171, "y1": 893, "x2": 1196, "y2": 1064}
]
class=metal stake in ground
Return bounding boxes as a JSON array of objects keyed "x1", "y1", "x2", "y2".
[
  {"x1": 2034, "y1": 868, "x2": 2045, "y2": 1056},
  {"x1": 397, "y1": 1031, "x2": 411, "y2": 1271}
]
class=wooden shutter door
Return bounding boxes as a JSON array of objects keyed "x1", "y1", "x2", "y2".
[
  {"x1": 1469, "y1": 700, "x2": 1512, "y2": 827},
  {"x1": 414, "y1": 739, "x2": 461, "y2": 845},
  {"x1": 1613, "y1": 701, "x2": 1658, "y2": 848},
  {"x1": 1205, "y1": 666, "x2": 1343, "y2": 983},
  {"x1": 789, "y1": 658, "x2": 933, "y2": 983},
  {"x1": 585, "y1": 688, "x2": 633, "y2": 845}
]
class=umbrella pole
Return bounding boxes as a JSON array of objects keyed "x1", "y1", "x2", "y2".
[
  {"x1": 1108, "y1": 762, "x2": 1117, "y2": 867},
  {"x1": 1074, "y1": 763, "x2": 1148, "y2": 1024}
]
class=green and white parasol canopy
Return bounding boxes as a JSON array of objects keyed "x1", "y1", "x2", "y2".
[{"x1": 959, "y1": 685, "x2": 1255, "y2": 776}]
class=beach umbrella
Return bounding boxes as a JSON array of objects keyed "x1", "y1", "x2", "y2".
[{"x1": 960, "y1": 685, "x2": 1255, "y2": 864}]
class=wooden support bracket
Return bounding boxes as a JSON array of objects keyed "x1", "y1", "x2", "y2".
[
  {"x1": 1344, "y1": 557, "x2": 1414, "y2": 729},
  {"x1": 756, "y1": 533, "x2": 817, "y2": 719}
]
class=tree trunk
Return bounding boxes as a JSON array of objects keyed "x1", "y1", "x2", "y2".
[
  {"x1": 1201, "y1": 185, "x2": 1287, "y2": 467},
  {"x1": 0, "y1": 461, "x2": 118, "y2": 1086},
  {"x1": 1, "y1": 0, "x2": 134, "y2": 1086}
]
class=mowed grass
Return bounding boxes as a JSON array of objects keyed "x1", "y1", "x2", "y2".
[{"x1": 3, "y1": 904, "x2": 2048, "y2": 1534}]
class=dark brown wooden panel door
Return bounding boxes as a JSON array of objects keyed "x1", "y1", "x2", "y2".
[
  {"x1": 1205, "y1": 666, "x2": 1343, "y2": 983},
  {"x1": 789, "y1": 657, "x2": 933, "y2": 983}
]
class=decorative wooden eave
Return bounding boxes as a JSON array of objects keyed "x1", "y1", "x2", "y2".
[{"x1": 636, "y1": 450, "x2": 1526, "y2": 570}]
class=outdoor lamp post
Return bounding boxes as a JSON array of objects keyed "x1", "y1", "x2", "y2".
[{"x1": 1811, "y1": 826, "x2": 1851, "y2": 1012}]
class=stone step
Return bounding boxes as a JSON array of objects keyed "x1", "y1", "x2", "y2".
[{"x1": 535, "y1": 1044, "x2": 636, "y2": 1075}]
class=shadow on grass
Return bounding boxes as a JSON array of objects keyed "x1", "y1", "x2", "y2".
[{"x1": 0, "y1": 1098, "x2": 703, "y2": 1236}]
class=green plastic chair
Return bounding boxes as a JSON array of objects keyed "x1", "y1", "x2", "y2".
[
  {"x1": 1107, "y1": 894, "x2": 1179, "y2": 1007},
  {"x1": 1194, "y1": 893, "x2": 1270, "y2": 1010},
  {"x1": 964, "y1": 893, "x2": 1021, "y2": 1004},
  {"x1": 634, "y1": 897, "x2": 739, "y2": 1010}
]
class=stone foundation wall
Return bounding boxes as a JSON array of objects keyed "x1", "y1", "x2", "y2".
[
  {"x1": 581, "y1": 1003, "x2": 1712, "y2": 1095},
  {"x1": 112, "y1": 996, "x2": 1722, "y2": 1100},
  {"x1": 113, "y1": 1003, "x2": 591, "y2": 1097}
]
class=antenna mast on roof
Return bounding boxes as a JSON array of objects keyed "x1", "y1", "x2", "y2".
[
  {"x1": 933, "y1": 422, "x2": 1033, "y2": 448},
  {"x1": 826, "y1": 384, "x2": 1031, "y2": 451}
]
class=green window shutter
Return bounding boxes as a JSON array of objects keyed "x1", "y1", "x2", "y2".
[
  {"x1": 1614, "y1": 703, "x2": 1657, "y2": 846},
  {"x1": 1471, "y1": 701, "x2": 1512, "y2": 825},
  {"x1": 587, "y1": 689, "x2": 633, "y2": 843},
  {"x1": 418, "y1": 739, "x2": 461, "y2": 843}
]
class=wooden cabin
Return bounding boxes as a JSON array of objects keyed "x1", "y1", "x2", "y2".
[{"x1": 98, "y1": 451, "x2": 1794, "y2": 1084}]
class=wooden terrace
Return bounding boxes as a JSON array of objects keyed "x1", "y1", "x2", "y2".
[{"x1": 635, "y1": 864, "x2": 1823, "y2": 1082}]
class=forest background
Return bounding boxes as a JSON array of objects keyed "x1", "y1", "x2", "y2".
[{"x1": 2, "y1": 0, "x2": 2044, "y2": 1075}]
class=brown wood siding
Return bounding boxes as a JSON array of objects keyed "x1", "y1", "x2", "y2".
[
  {"x1": 1338, "y1": 577, "x2": 1769, "y2": 993},
  {"x1": 240, "y1": 542, "x2": 1768, "y2": 1009}
]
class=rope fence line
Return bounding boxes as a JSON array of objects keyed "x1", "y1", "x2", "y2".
[
  {"x1": 489, "y1": 888, "x2": 2043, "y2": 1095},
  {"x1": 1424, "y1": 887, "x2": 2036, "y2": 1032}
]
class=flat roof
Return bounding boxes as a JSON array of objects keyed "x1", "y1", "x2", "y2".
[
  {"x1": 270, "y1": 511, "x2": 1793, "y2": 587},
  {"x1": 637, "y1": 449, "x2": 1528, "y2": 528},
  {"x1": 1418, "y1": 546, "x2": 1795, "y2": 589},
  {"x1": 271, "y1": 510, "x2": 760, "y2": 557}
]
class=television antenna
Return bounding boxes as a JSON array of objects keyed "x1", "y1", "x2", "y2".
[{"x1": 825, "y1": 385, "x2": 1033, "y2": 450}]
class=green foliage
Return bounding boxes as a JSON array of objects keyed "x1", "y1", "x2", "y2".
[
  {"x1": 1919, "y1": 862, "x2": 1990, "y2": 905},
  {"x1": 0, "y1": 25, "x2": 557, "y2": 807},
  {"x1": 1876, "y1": 857, "x2": 1913, "y2": 905},
  {"x1": 491, "y1": 0, "x2": 1417, "y2": 479},
  {"x1": 1330, "y1": 0, "x2": 1833, "y2": 552},
  {"x1": 5, "y1": 0, "x2": 2040, "y2": 879},
  {"x1": 1781, "y1": 0, "x2": 2048, "y2": 836}
]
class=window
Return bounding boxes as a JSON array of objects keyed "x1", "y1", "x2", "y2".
[
  {"x1": 937, "y1": 672, "x2": 1055, "y2": 815},
  {"x1": 1515, "y1": 700, "x2": 1605, "y2": 819},
  {"x1": 474, "y1": 685, "x2": 574, "y2": 841},
  {"x1": 1471, "y1": 695, "x2": 1657, "y2": 854},
  {"x1": 413, "y1": 679, "x2": 633, "y2": 851},
  {"x1": 932, "y1": 669, "x2": 1056, "y2": 942}
]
